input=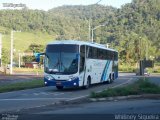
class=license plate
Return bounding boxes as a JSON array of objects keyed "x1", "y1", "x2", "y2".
[{"x1": 56, "y1": 82, "x2": 61, "y2": 85}]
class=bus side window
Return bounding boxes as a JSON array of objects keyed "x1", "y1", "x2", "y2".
[
  {"x1": 88, "y1": 46, "x2": 92, "y2": 58},
  {"x1": 80, "y1": 45, "x2": 85, "y2": 72}
]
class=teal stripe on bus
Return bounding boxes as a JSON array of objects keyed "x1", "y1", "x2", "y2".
[{"x1": 101, "y1": 61, "x2": 110, "y2": 81}]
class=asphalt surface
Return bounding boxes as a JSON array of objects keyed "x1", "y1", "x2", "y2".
[
  {"x1": 0, "y1": 73, "x2": 137, "y2": 113},
  {"x1": 34, "y1": 99, "x2": 160, "y2": 114},
  {"x1": 147, "y1": 75, "x2": 160, "y2": 85},
  {"x1": 0, "y1": 74, "x2": 43, "y2": 85},
  {"x1": 0, "y1": 73, "x2": 160, "y2": 120}
]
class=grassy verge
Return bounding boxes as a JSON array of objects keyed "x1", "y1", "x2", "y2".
[
  {"x1": 13, "y1": 68, "x2": 44, "y2": 74},
  {"x1": 119, "y1": 65, "x2": 136, "y2": 73},
  {"x1": 90, "y1": 78, "x2": 160, "y2": 98},
  {"x1": 0, "y1": 80, "x2": 44, "y2": 93}
]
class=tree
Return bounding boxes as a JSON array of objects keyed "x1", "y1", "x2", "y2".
[{"x1": 1, "y1": 48, "x2": 10, "y2": 65}]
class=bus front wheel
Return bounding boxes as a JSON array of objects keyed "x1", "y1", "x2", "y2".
[{"x1": 83, "y1": 77, "x2": 91, "y2": 89}]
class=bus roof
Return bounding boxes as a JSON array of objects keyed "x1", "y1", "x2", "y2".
[{"x1": 47, "y1": 40, "x2": 117, "y2": 52}]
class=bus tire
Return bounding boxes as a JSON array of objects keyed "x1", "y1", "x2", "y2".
[
  {"x1": 56, "y1": 86, "x2": 63, "y2": 90},
  {"x1": 83, "y1": 76, "x2": 91, "y2": 89},
  {"x1": 112, "y1": 74, "x2": 115, "y2": 82},
  {"x1": 107, "y1": 74, "x2": 112, "y2": 84}
]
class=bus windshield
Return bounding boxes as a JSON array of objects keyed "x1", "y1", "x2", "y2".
[{"x1": 44, "y1": 44, "x2": 79, "y2": 75}]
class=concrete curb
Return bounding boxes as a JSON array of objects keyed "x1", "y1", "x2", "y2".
[
  {"x1": 15, "y1": 94, "x2": 160, "y2": 113},
  {"x1": 52, "y1": 95, "x2": 89, "y2": 105},
  {"x1": 89, "y1": 94, "x2": 160, "y2": 102},
  {"x1": 48, "y1": 94, "x2": 160, "y2": 106}
]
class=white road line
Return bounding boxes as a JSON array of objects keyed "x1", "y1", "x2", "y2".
[
  {"x1": 67, "y1": 95, "x2": 88, "y2": 101},
  {"x1": 0, "y1": 87, "x2": 47, "y2": 95},
  {"x1": 0, "y1": 78, "x2": 134, "y2": 104},
  {"x1": 0, "y1": 98, "x2": 70, "y2": 101},
  {"x1": 33, "y1": 93, "x2": 39, "y2": 96},
  {"x1": 96, "y1": 78, "x2": 133, "y2": 93},
  {"x1": 111, "y1": 78, "x2": 133, "y2": 88},
  {"x1": 23, "y1": 92, "x2": 65, "y2": 96},
  {"x1": 40, "y1": 92, "x2": 49, "y2": 95},
  {"x1": 69, "y1": 78, "x2": 133, "y2": 101},
  {"x1": 53, "y1": 93, "x2": 64, "y2": 96}
]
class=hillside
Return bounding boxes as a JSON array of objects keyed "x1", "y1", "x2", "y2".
[
  {"x1": 0, "y1": 5, "x2": 116, "y2": 40},
  {"x1": 1, "y1": 29, "x2": 53, "y2": 51},
  {"x1": 0, "y1": 0, "x2": 160, "y2": 65}
]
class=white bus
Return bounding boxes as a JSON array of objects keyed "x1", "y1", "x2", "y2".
[{"x1": 43, "y1": 40, "x2": 118, "y2": 90}]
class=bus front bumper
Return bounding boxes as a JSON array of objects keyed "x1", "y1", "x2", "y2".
[{"x1": 44, "y1": 77, "x2": 79, "y2": 87}]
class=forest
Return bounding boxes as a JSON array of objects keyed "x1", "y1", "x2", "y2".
[{"x1": 0, "y1": 0, "x2": 160, "y2": 67}]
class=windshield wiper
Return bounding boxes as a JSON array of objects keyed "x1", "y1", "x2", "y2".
[
  {"x1": 60, "y1": 61, "x2": 66, "y2": 70},
  {"x1": 53, "y1": 58, "x2": 61, "y2": 69}
]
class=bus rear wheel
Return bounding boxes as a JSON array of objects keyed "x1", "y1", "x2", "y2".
[
  {"x1": 107, "y1": 74, "x2": 112, "y2": 84},
  {"x1": 56, "y1": 86, "x2": 63, "y2": 90},
  {"x1": 111, "y1": 74, "x2": 115, "y2": 82}
]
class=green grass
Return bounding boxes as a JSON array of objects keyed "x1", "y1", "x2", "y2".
[
  {"x1": 1, "y1": 26, "x2": 54, "y2": 52},
  {"x1": 90, "y1": 78, "x2": 160, "y2": 98},
  {"x1": 0, "y1": 80, "x2": 44, "y2": 93},
  {"x1": 13, "y1": 68, "x2": 44, "y2": 73},
  {"x1": 148, "y1": 66, "x2": 160, "y2": 73},
  {"x1": 119, "y1": 65, "x2": 136, "y2": 73}
]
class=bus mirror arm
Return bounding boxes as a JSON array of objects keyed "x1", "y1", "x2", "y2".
[{"x1": 34, "y1": 52, "x2": 45, "y2": 62}]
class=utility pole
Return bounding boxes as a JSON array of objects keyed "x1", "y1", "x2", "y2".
[
  {"x1": 89, "y1": 20, "x2": 91, "y2": 41},
  {"x1": 89, "y1": 0, "x2": 103, "y2": 42},
  {"x1": 91, "y1": 24, "x2": 105, "y2": 43},
  {"x1": 18, "y1": 52, "x2": 21, "y2": 68},
  {"x1": 10, "y1": 31, "x2": 13, "y2": 74},
  {"x1": 0, "y1": 33, "x2": 2, "y2": 67},
  {"x1": 146, "y1": 41, "x2": 149, "y2": 60},
  {"x1": 106, "y1": 43, "x2": 109, "y2": 48},
  {"x1": 10, "y1": 30, "x2": 21, "y2": 74}
]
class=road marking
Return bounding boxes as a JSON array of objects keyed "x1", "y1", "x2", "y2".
[
  {"x1": 69, "y1": 78, "x2": 134, "y2": 101},
  {"x1": 0, "y1": 86, "x2": 49, "y2": 95},
  {"x1": 23, "y1": 92, "x2": 65, "y2": 96},
  {"x1": 40, "y1": 92, "x2": 49, "y2": 95},
  {"x1": 67, "y1": 95, "x2": 88, "y2": 101},
  {"x1": 96, "y1": 78, "x2": 133, "y2": 93},
  {"x1": 111, "y1": 78, "x2": 133, "y2": 88},
  {"x1": 0, "y1": 98, "x2": 70, "y2": 101},
  {"x1": 33, "y1": 93, "x2": 39, "y2": 96},
  {"x1": 53, "y1": 92, "x2": 64, "y2": 96},
  {"x1": 0, "y1": 77, "x2": 136, "y2": 112}
]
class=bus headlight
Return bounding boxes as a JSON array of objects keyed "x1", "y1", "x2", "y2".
[
  {"x1": 45, "y1": 75, "x2": 54, "y2": 81},
  {"x1": 68, "y1": 77, "x2": 77, "y2": 81}
]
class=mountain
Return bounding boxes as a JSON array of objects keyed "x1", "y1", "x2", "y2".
[
  {"x1": 0, "y1": 5, "x2": 116, "y2": 40},
  {"x1": 0, "y1": 0, "x2": 160, "y2": 65}
]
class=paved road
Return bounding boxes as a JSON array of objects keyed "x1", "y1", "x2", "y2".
[
  {"x1": 148, "y1": 75, "x2": 160, "y2": 85},
  {"x1": 31, "y1": 99, "x2": 160, "y2": 114},
  {"x1": 15, "y1": 74, "x2": 159, "y2": 120},
  {"x1": 0, "y1": 73, "x2": 137, "y2": 113},
  {"x1": 0, "y1": 73, "x2": 159, "y2": 114},
  {"x1": 0, "y1": 74, "x2": 43, "y2": 85}
]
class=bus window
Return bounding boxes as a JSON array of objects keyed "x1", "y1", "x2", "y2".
[
  {"x1": 80, "y1": 45, "x2": 85, "y2": 72},
  {"x1": 93, "y1": 47, "x2": 98, "y2": 59},
  {"x1": 88, "y1": 46, "x2": 92, "y2": 58},
  {"x1": 98, "y1": 49, "x2": 104, "y2": 59}
]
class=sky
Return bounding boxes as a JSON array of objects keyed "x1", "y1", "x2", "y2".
[{"x1": 0, "y1": 0, "x2": 132, "y2": 11}]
